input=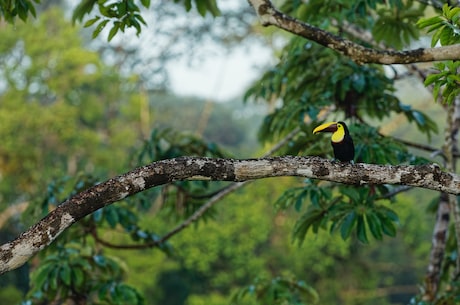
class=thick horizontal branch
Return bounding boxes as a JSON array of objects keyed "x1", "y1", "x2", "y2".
[
  {"x1": 1, "y1": 156, "x2": 459, "y2": 274},
  {"x1": 247, "y1": 0, "x2": 460, "y2": 64}
]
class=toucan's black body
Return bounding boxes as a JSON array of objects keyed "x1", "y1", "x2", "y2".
[
  {"x1": 331, "y1": 125, "x2": 354, "y2": 162},
  {"x1": 313, "y1": 121, "x2": 355, "y2": 162}
]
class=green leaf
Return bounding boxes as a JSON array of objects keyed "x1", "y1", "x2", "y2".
[
  {"x1": 60, "y1": 265, "x2": 72, "y2": 286},
  {"x1": 447, "y1": 7, "x2": 460, "y2": 19},
  {"x1": 72, "y1": 268, "x2": 85, "y2": 287},
  {"x1": 433, "y1": 82, "x2": 441, "y2": 100},
  {"x1": 357, "y1": 215, "x2": 368, "y2": 243},
  {"x1": 431, "y1": 25, "x2": 444, "y2": 47},
  {"x1": 84, "y1": 16, "x2": 100, "y2": 27},
  {"x1": 184, "y1": 0, "x2": 192, "y2": 11},
  {"x1": 440, "y1": 27, "x2": 454, "y2": 45},
  {"x1": 94, "y1": 254, "x2": 107, "y2": 267},
  {"x1": 442, "y1": 3, "x2": 451, "y2": 17},
  {"x1": 196, "y1": 0, "x2": 207, "y2": 16},
  {"x1": 140, "y1": 0, "x2": 150, "y2": 7},
  {"x1": 380, "y1": 216, "x2": 397, "y2": 237},
  {"x1": 105, "y1": 207, "x2": 120, "y2": 228},
  {"x1": 135, "y1": 13, "x2": 147, "y2": 25},
  {"x1": 32, "y1": 264, "x2": 53, "y2": 290},
  {"x1": 340, "y1": 211, "x2": 357, "y2": 240},
  {"x1": 416, "y1": 16, "x2": 443, "y2": 29},
  {"x1": 366, "y1": 212, "x2": 383, "y2": 240},
  {"x1": 108, "y1": 22, "x2": 120, "y2": 41},
  {"x1": 92, "y1": 19, "x2": 109, "y2": 39},
  {"x1": 412, "y1": 111, "x2": 425, "y2": 126},
  {"x1": 204, "y1": 0, "x2": 220, "y2": 16},
  {"x1": 117, "y1": 1, "x2": 127, "y2": 16},
  {"x1": 292, "y1": 208, "x2": 325, "y2": 245},
  {"x1": 424, "y1": 73, "x2": 443, "y2": 86}
]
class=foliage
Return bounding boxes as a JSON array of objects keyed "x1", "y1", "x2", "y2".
[
  {"x1": 0, "y1": 0, "x2": 39, "y2": 22},
  {"x1": 281, "y1": 0, "x2": 425, "y2": 49},
  {"x1": 423, "y1": 60, "x2": 460, "y2": 104},
  {"x1": 76, "y1": 0, "x2": 220, "y2": 41},
  {"x1": 1, "y1": 0, "x2": 459, "y2": 304},
  {"x1": 27, "y1": 243, "x2": 144, "y2": 305},
  {"x1": 0, "y1": 0, "x2": 220, "y2": 40},
  {"x1": 0, "y1": 8, "x2": 143, "y2": 203},
  {"x1": 245, "y1": 39, "x2": 437, "y2": 143},
  {"x1": 232, "y1": 276, "x2": 319, "y2": 305},
  {"x1": 417, "y1": 4, "x2": 460, "y2": 47},
  {"x1": 371, "y1": 1, "x2": 422, "y2": 49},
  {"x1": 418, "y1": 4, "x2": 460, "y2": 104},
  {"x1": 276, "y1": 180, "x2": 399, "y2": 244},
  {"x1": 76, "y1": 0, "x2": 148, "y2": 41}
]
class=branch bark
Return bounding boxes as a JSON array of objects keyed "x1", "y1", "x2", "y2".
[
  {"x1": 247, "y1": 0, "x2": 460, "y2": 64},
  {"x1": 1, "y1": 156, "x2": 459, "y2": 274}
]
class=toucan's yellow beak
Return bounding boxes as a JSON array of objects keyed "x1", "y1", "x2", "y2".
[{"x1": 313, "y1": 122, "x2": 338, "y2": 134}]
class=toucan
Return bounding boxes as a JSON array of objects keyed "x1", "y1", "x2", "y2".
[{"x1": 313, "y1": 121, "x2": 355, "y2": 162}]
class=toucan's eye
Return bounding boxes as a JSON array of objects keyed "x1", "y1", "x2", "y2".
[{"x1": 338, "y1": 124, "x2": 342, "y2": 128}]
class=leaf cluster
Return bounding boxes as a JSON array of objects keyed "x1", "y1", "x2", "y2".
[
  {"x1": 26, "y1": 244, "x2": 144, "y2": 305},
  {"x1": 176, "y1": 0, "x2": 220, "y2": 17},
  {"x1": 424, "y1": 60, "x2": 460, "y2": 105},
  {"x1": 276, "y1": 180, "x2": 400, "y2": 245},
  {"x1": 74, "y1": 0, "x2": 148, "y2": 41},
  {"x1": 232, "y1": 276, "x2": 319, "y2": 305},
  {"x1": 417, "y1": 4, "x2": 460, "y2": 47},
  {"x1": 0, "y1": 0, "x2": 38, "y2": 22},
  {"x1": 417, "y1": 4, "x2": 460, "y2": 104},
  {"x1": 72, "y1": 0, "x2": 220, "y2": 40},
  {"x1": 371, "y1": 1, "x2": 423, "y2": 49},
  {"x1": 245, "y1": 40, "x2": 437, "y2": 143}
]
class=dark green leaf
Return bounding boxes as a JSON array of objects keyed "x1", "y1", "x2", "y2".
[
  {"x1": 380, "y1": 216, "x2": 397, "y2": 237},
  {"x1": 92, "y1": 19, "x2": 109, "y2": 39},
  {"x1": 195, "y1": 0, "x2": 207, "y2": 16},
  {"x1": 60, "y1": 265, "x2": 72, "y2": 286},
  {"x1": 140, "y1": 0, "x2": 150, "y2": 7},
  {"x1": 357, "y1": 215, "x2": 368, "y2": 243},
  {"x1": 108, "y1": 22, "x2": 120, "y2": 41},
  {"x1": 84, "y1": 16, "x2": 100, "y2": 27},
  {"x1": 366, "y1": 212, "x2": 383, "y2": 240},
  {"x1": 340, "y1": 210, "x2": 357, "y2": 240}
]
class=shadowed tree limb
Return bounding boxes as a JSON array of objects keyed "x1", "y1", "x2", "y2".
[
  {"x1": 247, "y1": 0, "x2": 460, "y2": 64},
  {"x1": 424, "y1": 192, "x2": 450, "y2": 301},
  {"x1": 1, "y1": 156, "x2": 460, "y2": 274}
]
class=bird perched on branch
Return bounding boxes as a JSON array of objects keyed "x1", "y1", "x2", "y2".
[{"x1": 313, "y1": 121, "x2": 355, "y2": 162}]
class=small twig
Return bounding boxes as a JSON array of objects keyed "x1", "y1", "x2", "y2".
[
  {"x1": 376, "y1": 186, "x2": 413, "y2": 200},
  {"x1": 386, "y1": 135, "x2": 459, "y2": 159}
]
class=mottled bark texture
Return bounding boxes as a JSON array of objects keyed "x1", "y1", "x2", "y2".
[
  {"x1": 1, "y1": 156, "x2": 460, "y2": 274},
  {"x1": 247, "y1": 0, "x2": 460, "y2": 64}
]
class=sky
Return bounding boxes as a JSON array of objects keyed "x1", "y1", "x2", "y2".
[
  {"x1": 89, "y1": 0, "x2": 276, "y2": 103},
  {"x1": 167, "y1": 45, "x2": 273, "y2": 101}
]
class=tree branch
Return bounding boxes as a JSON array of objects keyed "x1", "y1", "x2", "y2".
[
  {"x1": 1, "y1": 156, "x2": 459, "y2": 274},
  {"x1": 247, "y1": 0, "x2": 460, "y2": 64}
]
